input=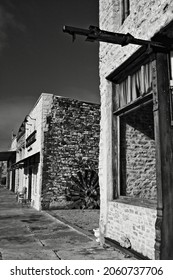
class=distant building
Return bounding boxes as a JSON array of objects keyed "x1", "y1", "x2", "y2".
[
  {"x1": 0, "y1": 162, "x2": 7, "y2": 185},
  {"x1": 99, "y1": 0, "x2": 173, "y2": 259},
  {"x1": 6, "y1": 93, "x2": 100, "y2": 210},
  {"x1": 0, "y1": 137, "x2": 16, "y2": 189}
]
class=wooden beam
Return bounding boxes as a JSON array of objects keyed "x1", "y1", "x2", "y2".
[
  {"x1": 153, "y1": 52, "x2": 173, "y2": 259},
  {"x1": 112, "y1": 84, "x2": 119, "y2": 199}
]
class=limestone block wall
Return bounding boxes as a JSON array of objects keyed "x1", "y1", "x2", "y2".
[
  {"x1": 99, "y1": 0, "x2": 173, "y2": 77},
  {"x1": 98, "y1": 0, "x2": 173, "y2": 258},
  {"x1": 42, "y1": 96, "x2": 100, "y2": 209},
  {"x1": 107, "y1": 202, "x2": 157, "y2": 259}
]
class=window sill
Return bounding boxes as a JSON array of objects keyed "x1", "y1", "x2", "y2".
[
  {"x1": 113, "y1": 92, "x2": 153, "y2": 116},
  {"x1": 112, "y1": 196, "x2": 157, "y2": 210}
]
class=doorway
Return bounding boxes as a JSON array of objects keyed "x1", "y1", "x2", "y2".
[
  {"x1": 11, "y1": 170, "x2": 15, "y2": 192},
  {"x1": 28, "y1": 167, "x2": 32, "y2": 201}
]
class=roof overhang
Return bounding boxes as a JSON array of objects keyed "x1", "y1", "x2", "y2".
[
  {"x1": 11, "y1": 152, "x2": 40, "y2": 169},
  {"x1": 0, "y1": 151, "x2": 16, "y2": 161}
]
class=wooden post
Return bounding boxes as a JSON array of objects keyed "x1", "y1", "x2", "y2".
[
  {"x1": 153, "y1": 52, "x2": 173, "y2": 259},
  {"x1": 112, "y1": 84, "x2": 120, "y2": 199}
]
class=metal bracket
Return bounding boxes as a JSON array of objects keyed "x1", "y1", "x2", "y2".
[{"x1": 63, "y1": 25, "x2": 172, "y2": 50}]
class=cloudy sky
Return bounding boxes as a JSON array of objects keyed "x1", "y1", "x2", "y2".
[{"x1": 0, "y1": 0, "x2": 99, "y2": 151}]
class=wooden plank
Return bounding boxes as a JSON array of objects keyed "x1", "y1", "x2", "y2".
[
  {"x1": 152, "y1": 58, "x2": 162, "y2": 259},
  {"x1": 127, "y1": 75, "x2": 131, "y2": 103},
  {"x1": 113, "y1": 92, "x2": 153, "y2": 116}
]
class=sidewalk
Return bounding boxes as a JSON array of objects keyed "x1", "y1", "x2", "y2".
[{"x1": 0, "y1": 186, "x2": 136, "y2": 260}]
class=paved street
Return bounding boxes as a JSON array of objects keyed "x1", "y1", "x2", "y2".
[{"x1": 0, "y1": 186, "x2": 135, "y2": 260}]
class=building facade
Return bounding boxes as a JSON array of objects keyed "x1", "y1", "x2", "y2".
[
  {"x1": 9, "y1": 93, "x2": 53, "y2": 210},
  {"x1": 99, "y1": 0, "x2": 173, "y2": 259},
  {"x1": 8, "y1": 93, "x2": 100, "y2": 211}
]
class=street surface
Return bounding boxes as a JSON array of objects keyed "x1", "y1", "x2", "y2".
[{"x1": 0, "y1": 186, "x2": 135, "y2": 260}]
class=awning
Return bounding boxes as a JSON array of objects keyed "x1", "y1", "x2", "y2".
[
  {"x1": 11, "y1": 152, "x2": 40, "y2": 169},
  {"x1": 0, "y1": 151, "x2": 16, "y2": 161}
]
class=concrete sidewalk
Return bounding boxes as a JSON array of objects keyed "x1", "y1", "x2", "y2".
[{"x1": 0, "y1": 186, "x2": 135, "y2": 260}]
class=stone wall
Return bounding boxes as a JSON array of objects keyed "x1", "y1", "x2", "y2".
[
  {"x1": 99, "y1": 0, "x2": 173, "y2": 77},
  {"x1": 120, "y1": 103, "x2": 156, "y2": 200},
  {"x1": 42, "y1": 96, "x2": 100, "y2": 209},
  {"x1": 107, "y1": 201, "x2": 157, "y2": 259},
  {"x1": 98, "y1": 0, "x2": 173, "y2": 259}
]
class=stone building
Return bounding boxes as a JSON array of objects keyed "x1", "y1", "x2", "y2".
[
  {"x1": 7, "y1": 93, "x2": 100, "y2": 211},
  {"x1": 98, "y1": 0, "x2": 173, "y2": 259}
]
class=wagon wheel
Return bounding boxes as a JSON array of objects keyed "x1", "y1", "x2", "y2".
[{"x1": 66, "y1": 169, "x2": 100, "y2": 209}]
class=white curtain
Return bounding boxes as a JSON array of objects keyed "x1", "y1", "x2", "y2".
[{"x1": 118, "y1": 62, "x2": 152, "y2": 108}]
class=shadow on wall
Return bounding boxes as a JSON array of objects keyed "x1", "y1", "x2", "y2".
[
  {"x1": 65, "y1": 169, "x2": 100, "y2": 209},
  {"x1": 42, "y1": 169, "x2": 100, "y2": 210},
  {"x1": 120, "y1": 102, "x2": 157, "y2": 200}
]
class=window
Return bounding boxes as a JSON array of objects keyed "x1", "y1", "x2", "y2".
[
  {"x1": 121, "y1": 0, "x2": 130, "y2": 24},
  {"x1": 118, "y1": 102, "x2": 156, "y2": 201},
  {"x1": 112, "y1": 61, "x2": 157, "y2": 203},
  {"x1": 115, "y1": 62, "x2": 152, "y2": 110}
]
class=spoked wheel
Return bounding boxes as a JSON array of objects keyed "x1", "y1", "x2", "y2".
[{"x1": 66, "y1": 169, "x2": 100, "y2": 209}]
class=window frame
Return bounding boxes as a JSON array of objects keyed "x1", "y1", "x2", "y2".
[
  {"x1": 116, "y1": 95, "x2": 154, "y2": 193},
  {"x1": 113, "y1": 97, "x2": 157, "y2": 209},
  {"x1": 109, "y1": 48, "x2": 157, "y2": 208}
]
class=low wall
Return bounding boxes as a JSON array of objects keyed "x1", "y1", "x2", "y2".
[{"x1": 106, "y1": 201, "x2": 157, "y2": 259}]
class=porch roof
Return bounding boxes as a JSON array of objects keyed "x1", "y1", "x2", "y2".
[{"x1": 0, "y1": 151, "x2": 16, "y2": 161}]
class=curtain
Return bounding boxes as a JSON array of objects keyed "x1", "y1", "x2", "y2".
[{"x1": 118, "y1": 62, "x2": 152, "y2": 108}]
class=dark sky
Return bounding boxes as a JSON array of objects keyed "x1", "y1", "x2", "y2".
[{"x1": 0, "y1": 0, "x2": 99, "y2": 151}]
